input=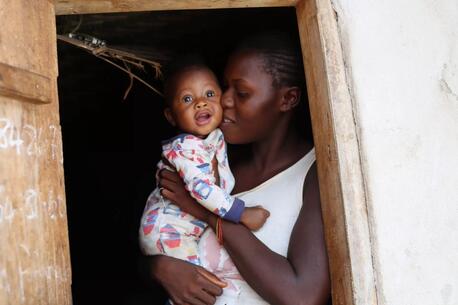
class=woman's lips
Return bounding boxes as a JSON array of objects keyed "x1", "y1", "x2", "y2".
[
  {"x1": 222, "y1": 117, "x2": 235, "y2": 124},
  {"x1": 195, "y1": 110, "x2": 212, "y2": 126}
]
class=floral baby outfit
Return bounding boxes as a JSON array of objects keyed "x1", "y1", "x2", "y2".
[{"x1": 139, "y1": 128, "x2": 245, "y2": 265}]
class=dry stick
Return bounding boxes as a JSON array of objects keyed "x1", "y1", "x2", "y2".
[
  {"x1": 93, "y1": 45, "x2": 163, "y2": 78},
  {"x1": 122, "y1": 60, "x2": 135, "y2": 100},
  {"x1": 102, "y1": 48, "x2": 162, "y2": 74},
  {"x1": 113, "y1": 55, "x2": 145, "y2": 70},
  {"x1": 101, "y1": 53, "x2": 162, "y2": 82},
  {"x1": 57, "y1": 34, "x2": 163, "y2": 97},
  {"x1": 104, "y1": 48, "x2": 163, "y2": 69},
  {"x1": 95, "y1": 55, "x2": 164, "y2": 97},
  {"x1": 107, "y1": 51, "x2": 163, "y2": 79}
]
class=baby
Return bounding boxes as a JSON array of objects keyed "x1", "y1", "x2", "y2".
[{"x1": 139, "y1": 59, "x2": 270, "y2": 266}]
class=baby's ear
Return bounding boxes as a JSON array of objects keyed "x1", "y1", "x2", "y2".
[
  {"x1": 279, "y1": 87, "x2": 301, "y2": 112},
  {"x1": 163, "y1": 107, "x2": 176, "y2": 126}
]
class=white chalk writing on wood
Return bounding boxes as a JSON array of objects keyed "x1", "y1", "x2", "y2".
[
  {"x1": 23, "y1": 124, "x2": 44, "y2": 156},
  {"x1": 17, "y1": 263, "x2": 69, "y2": 302},
  {"x1": 0, "y1": 185, "x2": 66, "y2": 223},
  {"x1": 0, "y1": 118, "x2": 23, "y2": 154},
  {"x1": 0, "y1": 118, "x2": 63, "y2": 163},
  {"x1": 42, "y1": 189, "x2": 65, "y2": 220},
  {"x1": 0, "y1": 185, "x2": 15, "y2": 223},
  {"x1": 24, "y1": 189, "x2": 38, "y2": 220},
  {"x1": 0, "y1": 268, "x2": 10, "y2": 294}
]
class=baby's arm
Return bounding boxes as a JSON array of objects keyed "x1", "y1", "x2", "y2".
[
  {"x1": 159, "y1": 153, "x2": 269, "y2": 230},
  {"x1": 174, "y1": 155, "x2": 269, "y2": 230},
  {"x1": 163, "y1": 138, "x2": 269, "y2": 229},
  {"x1": 166, "y1": 149, "x2": 245, "y2": 222}
]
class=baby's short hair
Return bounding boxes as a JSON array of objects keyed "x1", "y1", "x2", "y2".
[{"x1": 163, "y1": 54, "x2": 212, "y2": 106}]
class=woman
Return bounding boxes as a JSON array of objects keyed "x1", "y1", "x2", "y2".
[{"x1": 149, "y1": 32, "x2": 331, "y2": 305}]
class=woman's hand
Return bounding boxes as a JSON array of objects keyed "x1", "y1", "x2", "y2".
[
  {"x1": 158, "y1": 169, "x2": 212, "y2": 223},
  {"x1": 151, "y1": 255, "x2": 227, "y2": 305}
]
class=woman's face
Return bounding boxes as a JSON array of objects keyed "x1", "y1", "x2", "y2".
[{"x1": 220, "y1": 51, "x2": 283, "y2": 144}]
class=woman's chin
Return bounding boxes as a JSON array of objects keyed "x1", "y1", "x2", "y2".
[
  {"x1": 220, "y1": 124, "x2": 234, "y2": 137},
  {"x1": 221, "y1": 128, "x2": 249, "y2": 144}
]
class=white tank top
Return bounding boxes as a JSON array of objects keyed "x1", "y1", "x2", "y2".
[{"x1": 198, "y1": 148, "x2": 316, "y2": 304}]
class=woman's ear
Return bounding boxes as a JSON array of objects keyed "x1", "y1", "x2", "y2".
[
  {"x1": 279, "y1": 87, "x2": 301, "y2": 112},
  {"x1": 163, "y1": 107, "x2": 176, "y2": 126}
]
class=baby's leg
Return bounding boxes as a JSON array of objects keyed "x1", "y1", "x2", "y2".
[
  {"x1": 157, "y1": 207, "x2": 207, "y2": 265},
  {"x1": 139, "y1": 189, "x2": 207, "y2": 265},
  {"x1": 157, "y1": 224, "x2": 201, "y2": 265},
  {"x1": 139, "y1": 189, "x2": 167, "y2": 255}
]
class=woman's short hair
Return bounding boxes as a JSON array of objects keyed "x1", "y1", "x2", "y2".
[{"x1": 234, "y1": 31, "x2": 306, "y2": 90}]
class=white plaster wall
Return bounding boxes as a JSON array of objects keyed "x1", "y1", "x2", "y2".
[{"x1": 332, "y1": 0, "x2": 458, "y2": 304}]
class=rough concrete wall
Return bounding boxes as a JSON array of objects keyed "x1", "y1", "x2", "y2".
[{"x1": 331, "y1": 0, "x2": 458, "y2": 304}]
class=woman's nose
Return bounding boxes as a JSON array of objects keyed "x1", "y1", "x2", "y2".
[
  {"x1": 221, "y1": 90, "x2": 234, "y2": 108},
  {"x1": 195, "y1": 100, "x2": 208, "y2": 109}
]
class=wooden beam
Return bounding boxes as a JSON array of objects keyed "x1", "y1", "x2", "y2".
[
  {"x1": 295, "y1": 0, "x2": 378, "y2": 304},
  {"x1": 55, "y1": 0, "x2": 299, "y2": 15},
  {"x1": 0, "y1": 0, "x2": 71, "y2": 304},
  {"x1": 0, "y1": 63, "x2": 52, "y2": 104}
]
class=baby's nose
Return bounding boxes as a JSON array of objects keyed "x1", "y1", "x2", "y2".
[{"x1": 195, "y1": 100, "x2": 208, "y2": 109}]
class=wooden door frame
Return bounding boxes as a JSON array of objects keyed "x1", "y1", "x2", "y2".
[
  {"x1": 1, "y1": 2, "x2": 71, "y2": 304},
  {"x1": 54, "y1": 1, "x2": 377, "y2": 304}
]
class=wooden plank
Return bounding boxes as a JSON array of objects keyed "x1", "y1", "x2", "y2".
[
  {"x1": 0, "y1": 63, "x2": 52, "y2": 104},
  {"x1": 295, "y1": 0, "x2": 378, "y2": 304},
  {"x1": 0, "y1": 1, "x2": 72, "y2": 304},
  {"x1": 55, "y1": 0, "x2": 298, "y2": 15},
  {"x1": 0, "y1": 0, "x2": 58, "y2": 77}
]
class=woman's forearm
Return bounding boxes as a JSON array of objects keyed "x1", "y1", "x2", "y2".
[
  {"x1": 206, "y1": 214, "x2": 327, "y2": 305},
  {"x1": 158, "y1": 167, "x2": 330, "y2": 304}
]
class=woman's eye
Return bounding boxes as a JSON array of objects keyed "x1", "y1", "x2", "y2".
[
  {"x1": 182, "y1": 95, "x2": 193, "y2": 103},
  {"x1": 237, "y1": 91, "x2": 248, "y2": 98},
  {"x1": 206, "y1": 90, "x2": 216, "y2": 98}
]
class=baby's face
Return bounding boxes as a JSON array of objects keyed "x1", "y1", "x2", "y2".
[{"x1": 165, "y1": 67, "x2": 223, "y2": 137}]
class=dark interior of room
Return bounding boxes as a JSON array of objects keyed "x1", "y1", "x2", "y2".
[{"x1": 56, "y1": 8, "x2": 302, "y2": 305}]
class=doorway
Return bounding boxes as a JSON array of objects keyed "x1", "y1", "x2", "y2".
[
  {"x1": 0, "y1": 1, "x2": 376, "y2": 304},
  {"x1": 57, "y1": 8, "x2": 308, "y2": 305}
]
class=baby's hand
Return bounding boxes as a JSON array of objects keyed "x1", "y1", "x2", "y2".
[{"x1": 240, "y1": 205, "x2": 270, "y2": 231}]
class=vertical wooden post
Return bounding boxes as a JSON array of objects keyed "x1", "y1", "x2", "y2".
[
  {"x1": 0, "y1": 1, "x2": 72, "y2": 304},
  {"x1": 296, "y1": 0, "x2": 378, "y2": 304}
]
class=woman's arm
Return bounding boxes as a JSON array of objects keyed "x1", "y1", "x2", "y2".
[
  {"x1": 141, "y1": 254, "x2": 226, "y2": 305},
  {"x1": 160, "y1": 163, "x2": 331, "y2": 305}
]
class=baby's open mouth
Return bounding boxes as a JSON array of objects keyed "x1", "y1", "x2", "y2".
[{"x1": 195, "y1": 111, "x2": 212, "y2": 126}]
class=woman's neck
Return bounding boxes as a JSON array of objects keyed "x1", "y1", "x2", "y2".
[
  {"x1": 250, "y1": 117, "x2": 311, "y2": 176},
  {"x1": 231, "y1": 119, "x2": 312, "y2": 194}
]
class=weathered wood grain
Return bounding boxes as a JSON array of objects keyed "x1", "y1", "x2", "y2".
[
  {"x1": 0, "y1": 63, "x2": 52, "y2": 104},
  {"x1": 0, "y1": 1, "x2": 72, "y2": 304},
  {"x1": 55, "y1": 0, "x2": 298, "y2": 15},
  {"x1": 296, "y1": 0, "x2": 377, "y2": 304}
]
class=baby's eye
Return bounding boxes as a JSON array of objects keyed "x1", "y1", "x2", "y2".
[
  {"x1": 182, "y1": 95, "x2": 193, "y2": 103},
  {"x1": 206, "y1": 90, "x2": 216, "y2": 98}
]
